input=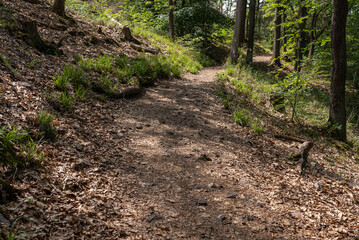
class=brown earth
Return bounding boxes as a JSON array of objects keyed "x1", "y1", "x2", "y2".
[{"x1": 1, "y1": 0, "x2": 359, "y2": 239}]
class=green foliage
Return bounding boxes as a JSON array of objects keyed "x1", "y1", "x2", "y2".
[
  {"x1": 62, "y1": 65, "x2": 89, "y2": 87},
  {"x1": 232, "y1": 109, "x2": 250, "y2": 127},
  {"x1": 276, "y1": 72, "x2": 308, "y2": 120},
  {"x1": 60, "y1": 92, "x2": 73, "y2": 110},
  {"x1": 35, "y1": 111, "x2": 56, "y2": 141},
  {"x1": 0, "y1": 218, "x2": 28, "y2": 240},
  {"x1": 75, "y1": 85, "x2": 87, "y2": 100},
  {"x1": 252, "y1": 120, "x2": 264, "y2": 134},
  {"x1": 0, "y1": 125, "x2": 43, "y2": 168},
  {"x1": 53, "y1": 74, "x2": 69, "y2": 91}
]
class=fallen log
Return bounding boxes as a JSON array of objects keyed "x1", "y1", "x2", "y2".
[
  {"x1": 274, "y1": 134, "x2": 305, "y2": 143},
  {"x1": 130, "y1": 42, "x2": 159, "y2": 54}
]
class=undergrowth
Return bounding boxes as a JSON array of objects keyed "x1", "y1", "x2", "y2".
[
  {"x1": 0, "y1": 125, "x2": 43, "y2": 168},
  {"x1": 218, "y1": 58, "x2": 359, "y2": 150},
  {"x1": 50, "y1": 53, "x2": 197, "y2": 110},
  {"x1": 66, "y1": 0, "x2": 215, "y2": 71}
]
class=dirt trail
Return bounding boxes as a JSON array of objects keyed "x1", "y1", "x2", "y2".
[
  {"x1": 5, "y1": 66, "x2": 359, "y2": 239},
  {"x1": 91, "y1": 67, "x2": 296, "y2": 239}
]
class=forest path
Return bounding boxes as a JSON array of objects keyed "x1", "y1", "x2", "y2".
[{"x1": 105, "y1": 66, "x2": 295, "y2": 239}]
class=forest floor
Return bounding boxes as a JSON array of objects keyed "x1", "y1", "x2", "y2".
[
  {"x1": 1, "y1": 0, "x2": 359, "y2": 239},
  {"x1": 2, "y1": 66, "x2": 359, "y2": 239}
]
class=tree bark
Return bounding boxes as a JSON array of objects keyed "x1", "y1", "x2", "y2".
[
  {"x1": 169, "y1": 0, "x2": 175, "y2": 41},
  {"x1": 230, "y1": 0, "x2": 241, "y2": 63},
  {"x1": 294, "y1": 5, "x2": 307, "y2": 72},
  {"x1": 308, "y1": 12, "x2": 318, "y2": 58},
  {"x1": 329, "y1": 0, "x2": 348, "y2": 141},
  {"x1": 230, "y1": 0, "x2": 247, "y2": 63},
  {"x1": 246, "y1": 0, "x2": 256, "y2": 63},
  {"x1": 282, "y1": 10, "x2": 287, "y2": 54},
  {"x1": 238, "y1": 0, "x2": 247, "y2": 47},
  {"x1": 52, "y1": 0, "x2": 66, "y2": 16},
  {"x1": 273, "y1": 0, "x2": 282, "y2": 66}
]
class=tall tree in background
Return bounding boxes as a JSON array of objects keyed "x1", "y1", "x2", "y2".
[
  {"x1": 230, "y1": 0, "x2": 247, "y2": 63},
  {"x1": 294, "y1": 4, "x2": 307, "y2": 72},
  {"x1": 272, "y1": 0, "x2": 282, "y2": 66},
  {"x1": 238, "y1": 0, "x2": 247, "y2": 46},
  {"x1": 52, "y1": 0, "x2": 66, "y2": 16},
  {"x1": 169, "y1": 0, "x2": 175, "y2": 40},
  {"x1": 246, "y1": 0, "x2": 256, "y2": 63},
  {"x1": 329, "y1": 0, "x2": 348, "y2": 141}
]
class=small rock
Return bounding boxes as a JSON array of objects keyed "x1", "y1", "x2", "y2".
[
  {"x1": 208, "y1": 183, "x2": 217, "y2": 188},
  {"x1": 17, "y1": 81, "x2": 32, "y2": 88},
  {"x1": 135, "y1": 124, "x2": 143, "y2": 129},
  {"x1": 145, "y1": 123, "x2": 151, "y2": 127},
  {"x1": 148, "y1": 213, "x2": 161, "y2": 222},
  {"x1": 217, "y1": 214, "x2": 226, "y2": 221},
  {"x1": 290, "y1": 211, "x2": 304, "y2": 219},
  {"x1": 224, "y1": 192, "x2": 238, "y2": 199},
  {"x1": 197, "y1": 154, "x2": 212, "y2": 162},
  {"x1": 196, "y1": 200, "x2": 208, "y2": 206},
  {"x1": 143, "y1": 182, "x2": 155, "y2": 187},
  {"x1": 314, "y1": 182, "x2": 323, "y2": 191},
  {"x1": 72, "y1": 160, "x2": 92, "y2": 171},
  {"x1": 0, "y1": 213, "x2": 10, "y2": 225}
]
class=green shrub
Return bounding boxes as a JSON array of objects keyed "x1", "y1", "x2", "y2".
[
  {"x1": 53, "y1": 75, "x2": 69, "y2": 91},
  {"x1": 252, "y1": 120, "x2": 264, "y2": 134},
  {"x1": 63, "y1": 64, "x2": 89, "y2": 87},
  {"x1": 75, "y1": 85, "x2": 87, "y2": 100},
  {"x1": 232, "y1": 109, "x2": 250, "y2": 127},
  {"x1": 0, "y1": 125, "x2": 43, "y2": 167},
  {"x1": 35, "y1": 111, "x2": 56, "y2": 141},
  {"x1": 60, "y1": 92, "x2": 73, "y2": 110}
]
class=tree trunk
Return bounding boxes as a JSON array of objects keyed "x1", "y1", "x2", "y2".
[
  {"x1": 294, "y1": 5, "x2": 307, "y2": 72},
  {"x1": 182, "y1": 0, "x2": 186, "y2": 7},
  {"x1": 246, "y1": 0, "x2": 256, "y2": 63},
  {"x1": 283, "y1": 10, "x2": 287, "y2": 54},
  {"x1": 329, "y1": 0, "x2": 348, "y2": 141},
  {"x1": 308, "y1": 12, "x2": 318, "y2": 59},
  {"x1": 230, "y1": 0, "x2": 247, "y2": 63},
  {"x1": 273, "y1": 0, "x2": 282, "y2": 66},
  {"x1": 22, "y1": 20, "x2": 57, "y2": 54},
  {"x1": 230, "y1": 0, "x2": 241, "y2": 63},
  {"x1": 169, "y1": 0, "x2": 175, "y2": 41},
  {"x1": 238, "y1": 0, "x2": 247, "y2": 47},
  {"x1": 52, "y1": 0, "x2": 66, "y2": 16}
]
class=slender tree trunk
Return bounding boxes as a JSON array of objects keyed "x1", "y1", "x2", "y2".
[
  {"x1": 329, "y1": 0, "x2": 348, "y2": 141},
  {"x1": 182, "y1": 0, "x2": 186, "y2": 7},
  {"x1": 283, "y1": 10, "x2": 287, "y2": 53},
  {"x1": 308, "y1": 12, "x2": 318, "y2": 59},
  {"x1": 238, "y1": 0, "x2": 247, "y2": 47},
  {"x1": 169, "y1": 0, "x2": 175, "y2": 41},
  {"x1": 246, "y1": 0, "x2": 256, "y2": 63},
  {"x1": 295, "y1": 5, "x2": 307, "y2": 72},
  {"x1": 256, "y1": 0, "x2": 261, "y2": 40},
  {"x1": 52, "y1": 0, "x2": 66, "y2": 16},
  {"x1": 230, "y1": 0, "x2": 242, "y2": 63},
  {"x1": 273, "y1": 0, "x2": 282, "y2": 66}
]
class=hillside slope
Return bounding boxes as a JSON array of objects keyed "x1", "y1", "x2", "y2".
[{"x1": 1, "y1": 0, "x2": 359, "y2": 239}]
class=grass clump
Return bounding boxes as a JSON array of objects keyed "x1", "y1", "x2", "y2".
[
  {"x1": 0, "y1": 125, "x2": 43, "y2": 168},
  {"x1": 60, "y1": 92, "x2": 73, "y2": 110},
  {"x1": 53, "y1": 74, "x2": 69, "y2": 91},
  {"x1": 62, "y1": 64, "x2": 89, "y2": 87},
  {"x1": 233, "y1": 109, "x2": 250, "y2": 127},
  {"x1": 35, "y1": 111, "x2": 56, "y2": 141}
]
